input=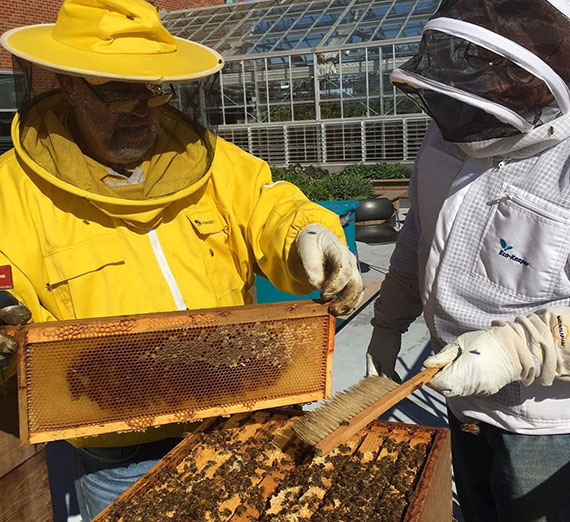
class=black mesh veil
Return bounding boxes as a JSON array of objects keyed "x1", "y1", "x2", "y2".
[
  {"x1": 12, "y1": 56, "x2": 221, "y2": 200},
  {"x1": 391, "y1": 0, "x2": 570, "y2": 142}
]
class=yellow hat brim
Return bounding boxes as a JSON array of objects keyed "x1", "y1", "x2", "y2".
[{"x1": 1, "y1": 24, "x2": 224, "y2": 83}]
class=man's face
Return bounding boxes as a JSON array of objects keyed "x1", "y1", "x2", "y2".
[{"x1": 57, "y1": 75, "x2": 161, "y2": 168}]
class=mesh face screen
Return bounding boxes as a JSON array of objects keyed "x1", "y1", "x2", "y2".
[{"x1": 11, "y1": 302, "x2": 334, "y2": 443}]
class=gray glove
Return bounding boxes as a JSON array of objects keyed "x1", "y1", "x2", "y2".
[
  {"x1": 366, "y1": 267, "x2": 423, "y2": 382},
  {"x1": 0, "y1": 291, "x2": 31, "y2": 372},
  {"x1": 366, "y1": 327, "x2": 403, "y2": 382}
]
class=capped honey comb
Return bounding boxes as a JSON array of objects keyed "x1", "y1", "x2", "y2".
[
  {"x1": 93, "y1": 411, "x2": 452, "y2": 522},
  {"x1": 6, "y1": 301, "x2": 334, "y2": 444}
]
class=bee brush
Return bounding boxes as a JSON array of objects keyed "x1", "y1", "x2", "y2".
[{"x1": 291, "y1": 367, "x2": 440, "y2": 456}]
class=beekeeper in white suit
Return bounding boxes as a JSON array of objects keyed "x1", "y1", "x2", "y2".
[{"x1": 367, "y1": 1, "x2": 570, "y2": 520}]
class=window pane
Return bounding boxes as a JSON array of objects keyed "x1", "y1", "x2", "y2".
[
  {"x1": 317, "y1": 52, "x2": 340, "y2": 101},
  {"x1": 0, "y1": 75, "x2": 17, "y2": 110},
  {"x1": 267, "y1": 57, "x2": 291, "y2": 122}
]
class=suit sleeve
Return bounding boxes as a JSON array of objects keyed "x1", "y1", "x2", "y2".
[
  {"x1": 246, "y1": 161, "x2": 346, "y2": 295},
  {"x1": 372, "y1": 147, "x2": 424, "y2": 333}
]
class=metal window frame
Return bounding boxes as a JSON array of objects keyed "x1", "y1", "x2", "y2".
[{"x1": 163, "y1": 0, "x2": 439, "y2": 55}]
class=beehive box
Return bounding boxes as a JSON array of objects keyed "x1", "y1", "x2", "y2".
[
  {"x1": 6, "y1": 301, "x2": 334, "y2": 445},
  {"x1": 94, "y1": 410, "x2": 451, "y2": 522}
]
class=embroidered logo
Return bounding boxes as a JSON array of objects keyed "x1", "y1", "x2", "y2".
[
  {"x1": 0, "y1": 265, "x2": 14, "y2": 290},
  {"x1": 552, "y1": 315, "x2": 569, "y2": 348},
  {"x1": 498, "y1": 239, "x2": 529, "y2": 267}
]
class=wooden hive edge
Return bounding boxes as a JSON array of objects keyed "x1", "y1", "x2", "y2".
[
  {"x1": 26, "y1": 393, "x2": 326, "y2": 445},
  {"x1": 403, "y1": 427, "x2": 452, "y2": 522},
  {"x1": 4, "y1": 301, "x2": 331, "y2": 343}
]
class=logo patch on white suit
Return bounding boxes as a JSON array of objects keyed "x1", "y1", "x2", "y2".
[
  {"x1": 552, "y1": 315, "x2": 569, "y2": 348},
  {"x1": 498, "y1": 238, "x2": 530, "y2": 267},
  {"x1": 0, "y1": 265, "x2": 14, "y2": 290}
]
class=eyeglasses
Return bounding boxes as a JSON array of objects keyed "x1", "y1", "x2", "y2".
[
  {"x1": 463, "y1": 44, "x2": 537, "y2": 84},
  {"x1": 83, "y1": 79, "x2": 174, "y2": 114}
]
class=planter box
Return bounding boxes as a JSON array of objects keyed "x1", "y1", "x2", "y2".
[
  {"x1": 371, "y1": 178, "x2": 410, "y2": 202},
  {"x1": 255, "y1": 200, "x2": 359, "y2": 306}
]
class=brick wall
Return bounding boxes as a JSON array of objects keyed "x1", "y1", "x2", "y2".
[
  {"x1": 160, "y1": 0, "x2": 226, "y2": 9},
  {"x1": 0, "y1": 0, "x2": 229, "y2": 71},
  {"x1": 0, "y1": 1, "x2": 61, "y2": 70}
]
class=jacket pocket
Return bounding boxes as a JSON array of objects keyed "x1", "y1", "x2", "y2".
[
  {"x1": 43, "y1": 235, "x2": 125, "y2": 317},
  {"x1": 471, "y1": 185, "x2": 570, "y2": 299},
  {"x1": 186, "y1": 209, "x2": 244, "y2": 302}
]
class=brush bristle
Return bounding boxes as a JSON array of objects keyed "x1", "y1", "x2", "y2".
[
  {"x1": 292, "y1": 376, "x2": 399, "y2": 446},
  {"x1": 270, "y1": 425, "x2": 296, "y2": 451}
]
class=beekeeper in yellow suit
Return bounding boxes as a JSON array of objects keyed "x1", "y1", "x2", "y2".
[{"x1": 0, "y1": 0, "x2": 363, "y2": 518}]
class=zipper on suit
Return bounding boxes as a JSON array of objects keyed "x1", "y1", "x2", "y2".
[
  {"x1": 493, "y1": 190, "x2": 567, "y2": 223},
  {"x1": 147, "y1": 229, "x2": 186, "y2": 311}
]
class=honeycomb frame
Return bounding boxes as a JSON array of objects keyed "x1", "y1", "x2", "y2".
[{"x1": 6, "y1": 301, "x2": 334, "y2": 444}]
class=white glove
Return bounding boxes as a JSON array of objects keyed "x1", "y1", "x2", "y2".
[
  {"x1": 295, "y1": 224, "x2": 363, "y2": 316},
  {"x1": 424, "y1": 331, "x2": 517, "y2": 397},
  {"x1": 425, "y1": 306, "x2": 570, "y2": 397},
  {"x1": 366, "y1": 327, "x2": 402, "y2": 382}
]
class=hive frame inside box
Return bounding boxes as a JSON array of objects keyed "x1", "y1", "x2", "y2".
[
  {"x1": 7, "y1": 301, "x2": 334, "y2": 445},
  {"x1": 93, "y1": 414, "x2": 452, "y2": 522}
]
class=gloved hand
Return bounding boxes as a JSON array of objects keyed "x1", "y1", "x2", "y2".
[
  {"x1": 424, "y1": 306, "x2": 570, "y2": 397},
  {"x1": 424, "y1": 330, "x2": 517, "y2": 397},
  {"x1": 295, "y1": 224, "x2": 363, "y2": 316},
  {"x1": 0, "y1": 291, "x2": 32, "y2": 371},
  {"x1": 365, "y1": 266, "x2": 423, "y2": 382},
  {"x1": 366, "y1": 327, "x2": 403, "y2": 383}
]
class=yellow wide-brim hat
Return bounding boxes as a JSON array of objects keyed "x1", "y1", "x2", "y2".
[{"x1": 0, "y1": 0, "x2": 224, "y2": 83}]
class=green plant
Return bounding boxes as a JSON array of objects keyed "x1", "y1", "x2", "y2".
[
  {"x1": 270, "y1": 162, "x2": 408, "y2": 201},
  {"x1": 271, "y1": 166, "x2": 333, "y2": 201},
  {"x1": 322, "y1": 171, "x2": 373, "y2": 200},
  {"x1": 340, "y1": 162, "x2": 411, "y2": 180}
]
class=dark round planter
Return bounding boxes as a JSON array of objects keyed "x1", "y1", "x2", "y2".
[
  {"x1": 355, "y1": 222, "x2": 399, "y2": 244},
  {"x1": 355, "y1": 197, "x2": 395, "y2": 222}
]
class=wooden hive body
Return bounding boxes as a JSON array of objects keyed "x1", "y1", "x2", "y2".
[
  {"x1": 6, "y1": 301, "x2": 334, "y2": 444},
  {"x1": 94, "y1": 411, "x2": 451, "y2": 521}
]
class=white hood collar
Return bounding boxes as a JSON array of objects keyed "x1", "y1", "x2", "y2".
[{"x1": 456, "y1": 111, "x2": 570, "y2": 159}]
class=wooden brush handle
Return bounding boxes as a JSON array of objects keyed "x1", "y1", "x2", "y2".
[{"x1": 314, "y1": 367, "x2": 440, "y2": 456}]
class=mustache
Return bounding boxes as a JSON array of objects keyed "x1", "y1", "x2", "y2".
[{"x1": 115, "y1": 115, "x2": 158, "y2": 128}]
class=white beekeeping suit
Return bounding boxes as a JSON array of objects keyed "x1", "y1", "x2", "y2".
[
  {"x1": 368, "y1": 0, "x2": 570, "y2": 431},
  {"x1": 367, "y1": 3, "x2": 570, "y2": 520}
]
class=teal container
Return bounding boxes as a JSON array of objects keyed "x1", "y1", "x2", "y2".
[{"x1": 255, "y1": 200, "x2": 359, "y2": 304}]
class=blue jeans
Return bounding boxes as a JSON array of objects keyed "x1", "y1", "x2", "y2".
[
  {"x1": 448, "y1": 409, "x2": 570, "y2": 522},
  {"x1": 72, "y1": 438, "x2": 181, "y2": 521}
]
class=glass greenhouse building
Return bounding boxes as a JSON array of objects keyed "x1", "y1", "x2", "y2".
[{"x1": 163, "y1": 0, "x2": 440, "y2": 166}]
